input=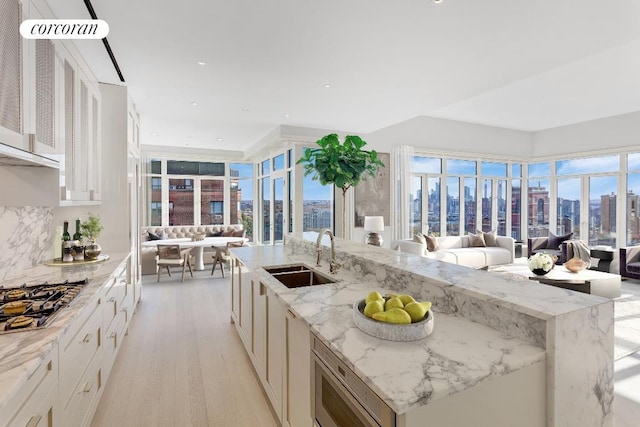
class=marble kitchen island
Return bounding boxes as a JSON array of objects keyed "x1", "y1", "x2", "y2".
[{"x1": 231, "y1": 233, "x2": 614, "y2": 427}]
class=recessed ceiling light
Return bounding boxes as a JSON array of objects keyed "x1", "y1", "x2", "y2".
[
  {"x1": 191, "y1": 102, "x2": 198, "y2": 106},
  {"x1": 197, "y1": 60, "x2": 206, "y2": 66},
  {"x1": 432, "y1": 0, "x2": 443, "y2": 4},
  {"x1": 151, "y1": 132, "x2": 157, "y2": 136},
  {"x1": 323, "y1": 84, "x2": 331, "y2": 88},
  {"x1": 284, "y1": 114, "x2": 290, "y2": 118},
  {"x1": 216, "y1": 137, "x2": 223, "y2": 141},
  {"x1": 241, "y1": 108, "x2": 249, "y2": 112}
]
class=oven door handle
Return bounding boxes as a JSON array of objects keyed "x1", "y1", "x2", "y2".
[{"x1": 313, "y1": 352, "x2": 384, "y2": 427}]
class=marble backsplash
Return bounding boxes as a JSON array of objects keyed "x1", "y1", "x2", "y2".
[{"x1": 0, "y1": 206, "x2": 53, "y2": 282}]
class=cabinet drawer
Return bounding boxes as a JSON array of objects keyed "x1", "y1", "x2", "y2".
[
  {"x1": 59, "y1": 308, "x2": 102, "y2": 413},
  {"x1": 102, "y1": 308, "x2": 126, "y2": 383},
  {"x1": 58, "y1": 294, "x2": 102, "y2": 354},
  {"x1": 0, "y1": 344, "x2": 58, "y2": 427},
  {"x1": 62, "y1": 347, "x2": 103, "y2": 427},
  {"x1": 6, "y1": 378, "x2": 59, "y2": 427},
  {"x1": 102, "y1": 278, "x2": 126, "y2": 331}
]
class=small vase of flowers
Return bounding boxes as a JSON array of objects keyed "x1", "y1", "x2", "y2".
[{"x1": 528, "y1": 252, "x2": 555, "y2": 275}]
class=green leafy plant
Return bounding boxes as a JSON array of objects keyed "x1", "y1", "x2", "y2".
[
  {"x1": 297, "y1": 134, "x2": 384, "y2": 237},
  {"x1": 80, "y1": 212, "x2": 104, "y2": 241}
]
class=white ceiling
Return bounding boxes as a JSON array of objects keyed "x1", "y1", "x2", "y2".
[{"x1": 48, "y1": 0, "x2": 640, "y2": 152}]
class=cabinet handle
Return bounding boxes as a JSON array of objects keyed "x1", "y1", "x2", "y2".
[
  {"x1": 287, "y1": 309, "x2": 296, "y2": 319},
  {"x1": 259, "y1": 282, "x2": 265, "y2": 296},
  {"x1": 107, "y1": 297, "x2": 116, "y2": 303},
  {"x1": 79, "y1": 382, "x2": 92, "y2": 394},
  {"x1": 82, "y1": 333, "x2": 92, "y2": 343},
  {"x1": 108, "y1": 332, "x2": 116, "y2": 339},
  {"x1": 25, "y1": 415, "x2": 41, "y2": 427}
]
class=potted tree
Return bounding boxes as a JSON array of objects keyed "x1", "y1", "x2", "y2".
[
  {"x1": 297, "y1": 134, "x2": 384, "y2": 237},
  {"x1": 81, "y1": 212, "x2": 104, "y2": 260}
]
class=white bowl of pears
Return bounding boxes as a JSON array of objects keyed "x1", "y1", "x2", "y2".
[{"x1": 353, "y1": 291, "x2": 434, "y2": 341}]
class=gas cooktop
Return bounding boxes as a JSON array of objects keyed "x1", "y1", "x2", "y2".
[{"x1": 0, "y1": 278, "x2": 89, "y2": 334}]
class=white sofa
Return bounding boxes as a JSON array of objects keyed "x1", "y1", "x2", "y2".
[
  {"x1": 392, "y1": 235, "x2": 515, "y2": 269},
  {"x1": 140, "y1": 225, "x2": 244, "y2": 275}
]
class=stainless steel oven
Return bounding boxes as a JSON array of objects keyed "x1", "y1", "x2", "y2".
[{"x1": 311, "y1": 334, "x2": 396, "y2": 427}]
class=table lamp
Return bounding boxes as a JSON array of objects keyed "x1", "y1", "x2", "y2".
[{"x1": 364, "y1": 216, "x2": 384, "y2": 247}]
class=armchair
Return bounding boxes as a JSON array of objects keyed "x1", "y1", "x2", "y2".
[
  {"x1": 620, "y1": 246, "x2": 640, "y2": 280},
  {"x1": 527, "y1": 234, "x2": 572, "y2": 265}
]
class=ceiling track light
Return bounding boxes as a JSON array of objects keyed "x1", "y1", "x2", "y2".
[{"x1": 83, "y1": 0, "x2": 125, "y2": 82}]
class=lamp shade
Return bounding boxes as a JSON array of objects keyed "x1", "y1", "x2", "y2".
[{"x1": 363, "y1": 216, "x2": 384, "y2": 232}]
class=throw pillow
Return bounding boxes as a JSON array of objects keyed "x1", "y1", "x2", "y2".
[
  {"x1": 232, "y1": 229, "x2": 245, "y2": 237},
  {"x1": 468, "y1": 231, "x2": 486, "y2": 247},
  {"x1": 546, "y1": 231, "x2": 573, "y2": 250},
  {"x1": 413, "y1": 233, "x2": 427, "y2": 247},
  {"x1": 223, "y1": 230, "x2": 234, "y2": 237},
  {"x1": 425, "y1": 234, "x2": 439, "y2": 252},
  {"x1": 148, "y1": 231, "x2": 161, "y2": 241},
  {"x1": 159, "y1": 230, "x2": 167, "y2": 240},
  {"x1": 206, "y1": 231, "x2": 223, "y2": 237},
  {"x1": 480, "y1": 229, "x2": 497, "y2": 247}
]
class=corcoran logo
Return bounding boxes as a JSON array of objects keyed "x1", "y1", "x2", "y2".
[{"x1": 20, "y1": 19, "x2": 109, "y2": 39}]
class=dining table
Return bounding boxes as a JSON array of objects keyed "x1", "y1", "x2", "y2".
[{"x1": 141, "y1": 236, "x2": 248, "y2": 271}]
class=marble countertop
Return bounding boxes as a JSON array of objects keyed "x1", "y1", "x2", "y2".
[
  {"x1": 0, "y1": 252, "x2": 129, "y2": 412},
  {"x1": 231, "y1": 244, "x2": 547, "y2": 414}
]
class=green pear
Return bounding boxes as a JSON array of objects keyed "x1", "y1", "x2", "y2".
[
  {"x1": 363, "y1": 300, "x2": 385, "y2": 318},
  {"x1": 385, "y1": 297, "x2": 404, "y2": 311},
  {"x1": 372, "y1": 308, "x2": 411, "y2": 324},
  {"x1": 365, "y1": 291, "x2": 383, "y2": 304},
  {"x1": 404, "y1": 301, "x2": 431, "y2": 322},
  {"x1": 398, "y1": 294, "x2": 416, "y2": 306},
  {"x1": 403, "y1": 302, "x2": 426, "y2": 323}
]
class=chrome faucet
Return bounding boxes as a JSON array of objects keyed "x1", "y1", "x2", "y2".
[{"x1": 316, "y1": 228, "x2": 341, "y2": 274}]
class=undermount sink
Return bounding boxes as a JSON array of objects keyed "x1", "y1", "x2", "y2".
[{"x1": 263, "y1": 264, "x2": 336, "y2": 288}]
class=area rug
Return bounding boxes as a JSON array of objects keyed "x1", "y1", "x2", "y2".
[{"x1": 488, "y1": 261, "x2": 640, "y2": 361}]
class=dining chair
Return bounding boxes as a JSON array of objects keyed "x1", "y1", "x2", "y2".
[
  {"x1": 211, "y1": 241, "x2": 245, "y2": 277},
  {"x1": 156, "y1": 244, "x2": 193, "y2": 282}
]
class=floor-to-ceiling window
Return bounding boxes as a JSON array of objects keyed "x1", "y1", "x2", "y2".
[
  {"x1": 511, "y1": 164, "x2": 522, "y2": 240},
  {"x1": 231, "y1": 163, "x2": 254, "y2": 241},
  {"x1": 628, "y1": 153, "x2": 640, "y2": 245},
  {"x1": 527, "y1": 162, "x2": 550, "y2": 238},
  {"x1": 302, "y1": 167, "x2": 334, "y2": 232},
  {"x1": 555, "y1": 155, "x2": 619, "y2": 247},
  {"x1": 410, "y1": 156, "x2": 441, "y2": 235},
  {"x1": 258, "y1": 152, "x2": 295, "y2": 244}
]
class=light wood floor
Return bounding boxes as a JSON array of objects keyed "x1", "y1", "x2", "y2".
[{"x1": 91, "y1": 270, "x2": 278, "y2": 427}]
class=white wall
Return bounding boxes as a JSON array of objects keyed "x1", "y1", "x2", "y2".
[
  {"x1": 533, "y1": 111, "x2": 640, "y2": 158},
  {"x1": 365, "y1": 116, "x2": 533, "y2": 158}
]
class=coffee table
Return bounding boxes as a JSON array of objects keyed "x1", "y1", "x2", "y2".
[{"x1": 494, "y1": 264, "x2": 621, "y2": 298}]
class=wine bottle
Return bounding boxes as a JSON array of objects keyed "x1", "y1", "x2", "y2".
[
  {"x1": 73, "y1": 218, "x2": 82, "y2": 241},
  {"x1": 62, "y1": 221, "x2": 71, "y2": 241}
]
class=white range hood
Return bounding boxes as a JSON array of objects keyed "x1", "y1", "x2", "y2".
[{"x1": 0, "y1": 143, "x2": 59, "y2": 168}]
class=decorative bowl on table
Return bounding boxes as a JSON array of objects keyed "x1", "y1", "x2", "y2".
[
  {"x1": 353, "y1": 298, "x2": 434, "y2": 342},
  {"x1": 564, "y1": 257, "x2": 588, "y2": 273}
]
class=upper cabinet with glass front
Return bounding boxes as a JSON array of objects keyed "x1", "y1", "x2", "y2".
[{"x1": 0, "y1": 0, "x2": 102, "y2": 204}]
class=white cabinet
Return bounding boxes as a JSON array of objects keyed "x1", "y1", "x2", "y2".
[
  {"x1": 252, "y1": 280, "x2": 267, "y2": 379},
  {"x1": 238, "y1": 269, "x2": 253, "y2": 350},
  {"x1": 232, "y1": 266, "x2": 311, "y2": 427},
  {"x1": 102, "y1": 261, "x2": 132, "y2": 384},
  {"x1": 264, "y1": 288, "x2": 285, "y2": 424},
  {"x1": 58, "y1": 53, "x2": 101, "y2": 204},
  {"x1": 231, "y1": 259, "x2": 242, "y2": 323},
  {"x1": 283, "y1": 309, "x2": 312, "y2": 427},
  {"x1": 0, "y1": 0, "x2": 27, "y2": 150},
  {"x1": 58, "y1": 293, "x2": 103, "y2": 427},
  {"x1": 0, "y1": 343, "x2": 58, "y2": 427}
]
